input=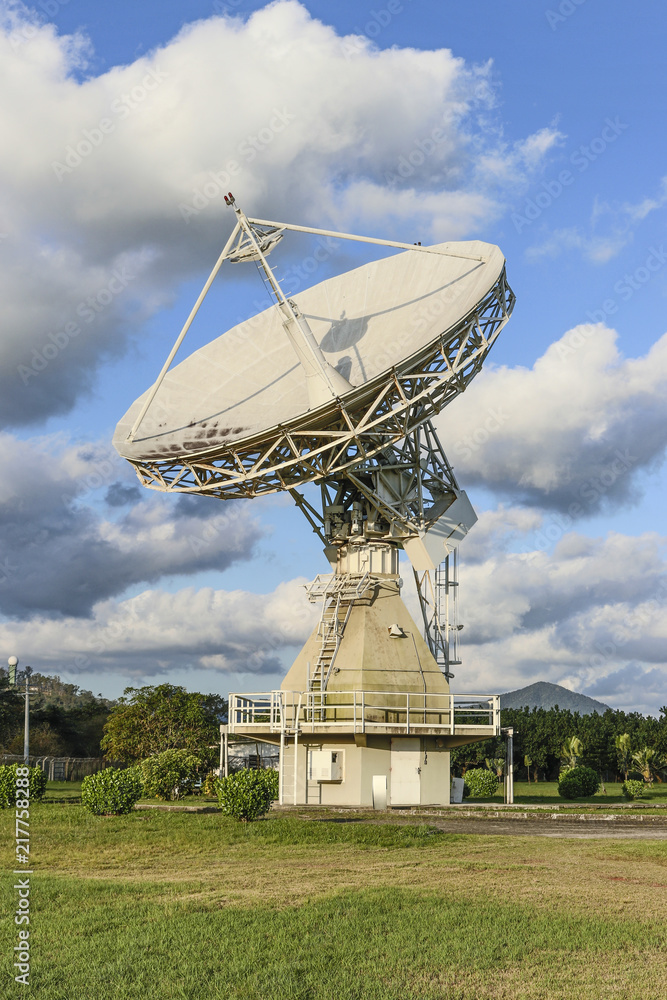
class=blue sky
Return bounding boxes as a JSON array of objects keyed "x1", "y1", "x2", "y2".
[{"x1": 1, "y1": 0, "x2": 666, "y2": 714}]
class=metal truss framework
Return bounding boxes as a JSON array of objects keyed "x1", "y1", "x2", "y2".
[
  {"x1": 289, "y1": 419, "x2": 459, "y2": 546},
  {"x1": 288, "y1": 418, "x2": 466, "y2": 681},
  {"x1": 127, "y1": 269, "x2": 515, "y2": 500}
]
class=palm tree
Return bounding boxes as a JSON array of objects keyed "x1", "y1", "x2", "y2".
[
  {"x1": 485, "y1": 757, "x2": 505, "y2": 782},
  {"x1": 560, "y1": 736, "x2": 583, "y2": 775},
  {"x1": 614, "y1": 733, "x2": 632, "y2": 781},
  {"x1": 524, "y1": 755, "x2": 533, "y2": 784},
  {"x1": 631, "y1": 747, "x2": 667, "y2": 786}
]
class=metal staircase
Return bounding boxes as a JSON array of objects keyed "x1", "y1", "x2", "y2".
[{"x1": 306, "y1": 572, "x2": 372, "y2": 696}]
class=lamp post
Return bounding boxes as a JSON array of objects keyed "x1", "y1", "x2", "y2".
[
  {"x1": 502, "y1": 726, "x2": 514, "y2": 805},
  {"x1": 7, "y1": 656, "x2": 32, "y2": 766}
]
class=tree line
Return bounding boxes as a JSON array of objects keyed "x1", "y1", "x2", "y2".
[
  {"x1": 451, "y1": 704, "x2": 667, "y2": 781},
  {"x1": 0, "y1": 670, "x2": 116, "y2": 757},
  {"x1": 3, "y1": 671, "x2": 665, "y2": 783},
  {"x1": 0, "y1": 674, "x2": 226, "y2": 767}
]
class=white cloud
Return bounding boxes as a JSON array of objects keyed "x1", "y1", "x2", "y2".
[
  {"x1": 0, "y1": 1, "x2": 561, "y2": 426},
  {"x1": 525, "y1": 226, "x2": 627, "y2": 264},
  {"x1": 514, "y1": 126, "x2": 564, "y2": 169},
  {"x1": 526, "y1": 175, "x2": 667, "y2": 263},
  {"x1": 454, "y1": 505, "x2": 544, "y2": 563},
  {"x1": 5, "y1": 2, "x2": 663, "y2": 717},
  {"x1": 4, "y1": 508, "x2": 661, "y2": 714},
  {"x1": 461, "y1": 530, "x2": 666, "y2": 642},
  {"x1": 581, "y1": 663, "x2": 667, "y2": 712},
  {"x1": 398, "y1": 502, "x2": 667, "y2": 715},
  {"x1": 439, "y1": 325, "x2": 667, "y2": 513},
  {"x1": 474, "y1": 124, "x2": 565, "y2": 189},
  {"x1": 2, "y1": 438, "x2": 664, "y2": 714},
  {"x1": 0, "y1": 578, "x2": 317, "y2": 680}
]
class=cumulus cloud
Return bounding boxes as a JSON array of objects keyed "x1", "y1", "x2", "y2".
[
  {"x1": 453, "y1": 505, "x2": 543, "y2": 563},
  {"x1": 104, "y1": 482, "x2": 141, "y2": 507},
  {"x1": 461, "y1": 531, "x2": 666, "y2": 642},
  {"x1": 450, "y1": 518, "x2": 667, "y2": 716},
  {"x1": 398, "y1": 503, "x2": 667, "y2": 715},
  {"x1": 439, "y1": 325, "x2": 667, "y2": 515},
  {"x1": 0, "y1": 578, "x2": 317, "y2": 680},
  {"x1": 6, "y1": 2, "x2": 663, "y2": 715},
  {"x1": 3, "y1": 503, "x2": 661, "y2": 713},
  {"x1": 582, "y1": 663, "x2": 667, "y2": 711},
  {"x1": 0, "y1": 432, "x2": 263, "y2": 617},
  {"x1": 0, "y1": 1, "x2": 560, "y2": 426}
]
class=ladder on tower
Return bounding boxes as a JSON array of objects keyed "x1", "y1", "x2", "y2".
[
  {"x1": 278, "y1": 691, "x2": 302, "y2": 806},
  {"x1": 307, "y1": 572, "x2": 371, "y2": 706},
  {"x1": 436, "y1": 550, "x2": 461, "y2": 672},
  {"x1": 413, "y1": 551, "x2": 461, "y2": 680},
  {"x1": 279, "y1": 729, "x2": 299, "y2": 805}
]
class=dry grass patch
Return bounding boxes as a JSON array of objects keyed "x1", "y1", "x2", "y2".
[{"x1": 2, "y1": 807, "x2": 665, "y2": 921}]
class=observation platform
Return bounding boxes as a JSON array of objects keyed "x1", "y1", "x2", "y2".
[{"x1": 227, "y1": 690, "x2": 501, "y2": 746}]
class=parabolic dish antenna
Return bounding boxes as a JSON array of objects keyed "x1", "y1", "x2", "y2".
[
  {"x1": 113, "y1": 194, "x2": 515, "y2": 682},
  {"x1": 115, "y1": 201, "x2": 513, "y2": 499}
]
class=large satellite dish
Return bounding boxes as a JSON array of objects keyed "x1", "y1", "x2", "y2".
[
  {"x1": 114, "y1": 195, "x2": 515, "y2": 682},
  {"x1": 115, "y1": 213, "x2": 512, "y2": 500}
]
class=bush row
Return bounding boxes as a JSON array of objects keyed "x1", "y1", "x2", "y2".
[
  {"x1": 79, "y1": 756, "x2": 280, "y2": 820},
  {"x1": 452, "y1": 704, "x2": 667, "y2": 782},
  {"x1": 1, "y1": 750, "x2": 281, "y2": 819}
]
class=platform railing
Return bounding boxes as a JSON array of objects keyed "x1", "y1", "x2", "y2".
[{"x1": 228, "y1": 691, "x2": 500, "y2": 736}]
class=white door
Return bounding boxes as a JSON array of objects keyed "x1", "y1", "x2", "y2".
[{"x1": 390, "y1": 738, "x2": 421, "y2": 805}]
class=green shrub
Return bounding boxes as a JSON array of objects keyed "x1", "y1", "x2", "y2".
[
  {"x1": 463, "y1": 768, "x2": 499, "y2": 798},
  {"x1": 622, "y1": 779, "x2": 647, "y2": 801},
  {"x1": 202, "y1": 771, "x2": 219, "y2": 797},
  {"x1": 557, "y1": 765, "x2": 600, "y2": 799},
  {"x1": 81, "y1": 767, "x2": 143, "y2": 816},
  {"x1": 0, "y1": 764, "x2": 47, "y2": 807},
  {"x1": 216, "y1": 768, "x2": 279, "y2": 821},
  {"x1": 137, "y1": 749, "x2": 202, "y2": 801}
]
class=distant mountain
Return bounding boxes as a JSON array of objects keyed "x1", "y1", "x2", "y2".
[{"x1": 500, "y1": 681, "x2": 611, "y2": 715}]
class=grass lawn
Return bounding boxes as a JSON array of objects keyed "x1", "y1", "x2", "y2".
[
  {"x1": 42, "y1": 781, "x2": 217, "y2": 807},
  {"x1": 1, "y1": 802, "x2": 667, "y2": 998},
  {"x1": 467, "y1": 780, "x2": 667, "y2": 807},
  {"x1": 42, "y1": 781, "x2": 83, "y2": 802}
]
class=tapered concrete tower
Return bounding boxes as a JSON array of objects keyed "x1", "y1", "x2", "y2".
[{"x1": 284, "y1": 544, "x2": 443, "y2": 697}]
